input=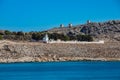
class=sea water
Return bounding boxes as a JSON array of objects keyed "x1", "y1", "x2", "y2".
[{"x1": 0, "y1": 61, "x2": 120, "y2": 80}]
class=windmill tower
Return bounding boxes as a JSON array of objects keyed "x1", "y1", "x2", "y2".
[
  {"x1": 60, "y1": 24, "x2": 64, "y2": 28},
  {"x1": 87, "y1": 20, "x2": 91, "y2": 24},
  {"x1": 68, "y1": 23, "x2": 72, "y2": 28}
]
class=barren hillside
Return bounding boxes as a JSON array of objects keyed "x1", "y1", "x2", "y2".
[{"x1": 0, "y1": 40, "x2": 120, "y2": 62}]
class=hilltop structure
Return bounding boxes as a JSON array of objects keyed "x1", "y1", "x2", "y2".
[
  {"x1": 60, "y1": 24, "x2": 64, "y2": 28},
  {"x1": 87, "y1": 20, "x2": 91, "y2": 24},
  {"x1": 68, "y1": 23, "x2": 72, "y2": 28}
]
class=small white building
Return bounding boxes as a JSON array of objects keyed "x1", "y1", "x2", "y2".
[
  {"x1": 87, "y1": 20, "x2": 91, "y2": 24},
  {"x1": 60, "y1": 24, "x2": 64, "y2": 28},
  {"x1": 68, "y1": 23, "x2": 72, "y2": 28},
  {"x1": 43, "y1": 34, "x2": 49, "y2": 43}
]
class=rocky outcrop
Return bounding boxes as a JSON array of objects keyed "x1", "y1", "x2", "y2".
[
  {"x1": 47, "y1": 20, "x2": 120, "y2": 41},
  {"x1": 0, "y1": 40, "x2": 120, "y2": 63}
]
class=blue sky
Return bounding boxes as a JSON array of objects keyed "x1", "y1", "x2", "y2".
[{"x1": 0, "y1": 0, "x2": 120, "y2": 32}]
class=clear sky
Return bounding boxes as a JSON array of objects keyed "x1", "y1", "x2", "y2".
[{"x1": 0, "y1": 0, "x2": 120, "y2": 32}]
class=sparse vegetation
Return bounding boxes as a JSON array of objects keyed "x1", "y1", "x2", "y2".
[
  {"x1": 0, "y1": 30, "x2": 94, "y2": 41},
  {"x1": 5, "y1": 30, "x2": 12, "y2": 35},
  {"x1": 0, "y1": 35, "x2": 3, "y2": 40},
  {"x1": 77, "y1": 35, "x2": 93, "y2": 41},
  {"x1": 48, "y1": 33, "x2": 70, "y2": 41}
]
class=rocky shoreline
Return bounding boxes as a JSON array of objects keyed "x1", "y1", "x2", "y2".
[
  {"x1": 0, "y1": 57, "x2": 120, "y2": 63},
  {"x1": 0, "y1": 40, "x2": 120, "y2": 63}
]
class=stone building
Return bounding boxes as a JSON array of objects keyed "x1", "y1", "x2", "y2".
[
  {"x1": 60, "y1": 24, "x2": 64, "y2": 28},
  {"x1": 68, "y1": 23, "x2": 72, "y2": 28},
  {"x1": 87, "y1": 20, "x2": 91, "y2": 24}
]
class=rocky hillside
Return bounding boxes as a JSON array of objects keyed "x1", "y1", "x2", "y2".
[
  {"x1": 0, "y1": 40, "x2": 120, "y2": 62},
  {"x1": 47, "y1": 20, "x2": 120, "y2": 41}
]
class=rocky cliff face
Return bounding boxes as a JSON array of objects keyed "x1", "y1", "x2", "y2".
[
  {"x1": 47, "y1": 20, "x2": 120, "y2": 41},
  {"x1": 0, "y1": 40, "x2": 120, "y2": 62}
]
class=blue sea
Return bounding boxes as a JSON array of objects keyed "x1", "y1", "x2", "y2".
[{"x1": 0, "y1": 61, "x2": 120, "y2": 80}]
